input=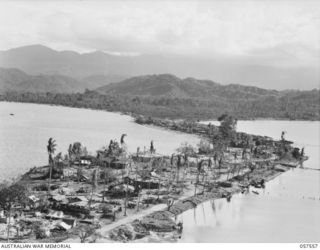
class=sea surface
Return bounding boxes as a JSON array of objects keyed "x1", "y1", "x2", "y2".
[
  {"x1": 0, "y1": 102, "x2": 199, "y2": 181},
  {"x1": 142, "y1": 120, "x2": 320, "y2": 242},
  {"x1": 0, "y1": 102, "x2": 319, "y2": 242}
]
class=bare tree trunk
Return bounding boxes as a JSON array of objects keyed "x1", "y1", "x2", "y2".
[
  {"x1": 136, "y1": 189, "x2": 141, "y2": 212},
  {"x1": 67, "y1": 162, "x2": 70, "y2": 186},
  {"x1": 103, "y1": 166, "x2": 106, "y2": 203},
  {"x1": 203, "y1": 174, "x2": 207, "y2": 193},
  {"x1": 194, "y1": 158, "x2": 199, "y2": 196},
  {"x1": 135, "y1": 164, "x2": 142, "y2": 212},
  {"x1": 124, "y1": 161, "x2": 129, "y2": 216},
  {"x1": 124, "y1": 182, "x2": 128, "y2": 216},
  {"x1": 48, "y1": 160, "x2": 53, "y2": 198},
  {"x1": 157, "y1": 178, "x2": 160, "y2": 200},
  {"x1": 237, "y1": 164, "x2": 242, "y2": 176},
  {"x1": 89, "y1": 185, "x2": 94, "y2": 209},
  {"x1": 7, "y1": 210, "x2": 11, "y2": 243},
  {"x1": 176, "y1": 167, "x2": 179, "y2": 184},
  {"x1": 180, "y1": 166, "x2": 185, "y2": 193},
  {"x1": 226, "y1": 166, "x2": 230, "y2": 181}
]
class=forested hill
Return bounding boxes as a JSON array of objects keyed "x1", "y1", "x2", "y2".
[
  {"x1": 96, "y1": 73, "x2": 278, "y2": 99},
  {"x1": 1, "y1": 45, "x2": 318, "y2": 120},
  {"x1": 0, "y1": 68, "x2": 87, "y2": 93},
  {"x1": 94, "y1": 74, "x2": 320, "y2": 120},
  {"x1": 1, "y1": 86, "x2": 319, "y2": 121},
  {"x1": 0, "y1": 68, "x2": 125, "y2": 93}
]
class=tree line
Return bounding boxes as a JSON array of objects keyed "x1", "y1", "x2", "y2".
[{"x1": 0, "y1": 89, "x2": 319, "y2": 120}]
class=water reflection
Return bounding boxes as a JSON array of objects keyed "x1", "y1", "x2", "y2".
[
  {"x1": 158, "y1": 120, "x2": 320, "y2": 242},
  {"x1": 1, "y1": 102, "x2": 319, "y2": 242},
  {"x1": 0, "y1": 102, "x2": 199, "y2": 181},
  {"x1": 172, "y1": 168, "x2": 320, "y2": 242}
]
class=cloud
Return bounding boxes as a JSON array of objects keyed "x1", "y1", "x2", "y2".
[{"x1": 0, "y1": 0, "x2": 319, "y2": 70}]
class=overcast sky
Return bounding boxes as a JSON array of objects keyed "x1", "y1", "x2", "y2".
[{"x1": 0, "y1": 0, "x2": 319, "y2": 88}]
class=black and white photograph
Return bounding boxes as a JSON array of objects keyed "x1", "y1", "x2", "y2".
[{"x1": 0, "y1": 0, "x2": 319, "y2": 246}]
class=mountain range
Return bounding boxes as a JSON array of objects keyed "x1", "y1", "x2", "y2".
[
  {"x1": 0, "y1": 67, "x2": 297, "y2": 100},
  {"x1": 0, "y1": 65, "x2": 318, "y2": 101},
  {"x1": 0, "y1": 44, "x2": 319, "y2": 120},
  {"x1": 0, "y1": 67, "x2": 127, "y2": 93},
  {"x1": 0, "y1": 44, "x2": 318, "y2": 90}
]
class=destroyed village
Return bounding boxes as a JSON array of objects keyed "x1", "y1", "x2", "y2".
[{"x1": 0, "y1": 114, "x2": 308, "y2": 243}]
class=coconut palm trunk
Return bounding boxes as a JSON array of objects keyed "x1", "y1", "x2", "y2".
[
  {"x1": 226, "y1": 165, "x2": 232, "y2": 180},
  {"x1": 136, "y1": 187, "x2": 141, "y2": 212},
  {"x1": 176, "y1": 155, "x2": 182, "y2": 184},
  {"x1": 124, "y1": 181, "x2": 128, "y2": 216},
  {"x1": 157, "y1": 177, "x2": 161, "y2": 200},
  {"x1": 47, "y1": 138, "x2": 56, "y2": 198},
  {"x1": 124, "y1": 161, "x2": 130, "y2": 216},
  {"x1": 237, "y1": 163, "x2": 242, "y2": 177},
  {"x1": 103, "y1": 167, "x2": 106, "y2": 202},
  {"x1": 176, "y1": 167, "x2": 180, "y2": 184},
  {"x1": 89, "y1": 169, "x2": 97, "y2": 208},
  {"x1": 48, "y1": 158, "x2": 53, "y2": 192},
  {"x1": 194, "y1": 159, "x2": 199, "y2": 196},
  {"x1": 135, "y1": 165, "x2": 141, "y2": 211},
  {"x1": 194, "y1": 171, "x2": 200, "y2": 196},
  {"x1": 7, "y1": 209, "x2": 11, "y2": 243},
  {"x1": 203, "y1": 173, "x2": 207, "y2": 193},
  {"x1": 102, "y1": 162, "x2": 108, "y2": 202}
]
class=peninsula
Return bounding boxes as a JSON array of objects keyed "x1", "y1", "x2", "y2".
[{"x1": 0, "y1": 114, "x2": 307, "y2": 243}]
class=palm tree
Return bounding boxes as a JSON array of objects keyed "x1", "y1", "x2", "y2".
[
  {"x1": 68, "y1": 144, "x2": 73, "y2": 163},
  {"x1": 150, "y1": 140, "x2": 155, "y2": 154},
  {"x1": 281, "y1": 131, "x2": 286, "y2": 141},
  {"x1": 170, "y1": 153, "x2": 175, "y2": 165},
  {"x1": 120, "y1": 134, "x2": 127, "y2": 145},
  {"x1": 47, "y1": 138, "x2": 56, "y2": 196}
]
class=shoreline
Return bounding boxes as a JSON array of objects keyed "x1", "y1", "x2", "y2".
[
  {"x1": 0, "y1": 160, "x2": 306, "y2": 243},
  {"x1": 0, "y1": 101, "x2": 311, "y2": 243},
  {"x1": 97, "y1": 162, "x2": 296, "y2": 243},
  {"x1": 1, "y1": 100, "x2": 319, "y2": 122}
]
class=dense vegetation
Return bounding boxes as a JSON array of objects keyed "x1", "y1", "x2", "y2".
[
  {"x1": 1, "y1": 87, "x2": 319, "y2": 120},
  {"x1": 0, "y1": 68, "x2": 125, "y2": 93},
  {"x1": 1, "y1": 67, "x2": 319, "y2": 120}
]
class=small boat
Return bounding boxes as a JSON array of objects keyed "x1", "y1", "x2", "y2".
[
  {"x1": 252, "y1": 190, "x2": 259, "y2": 195},
  {"x1": 10, "y1": 113, "x2": 14, "y2": 116}
]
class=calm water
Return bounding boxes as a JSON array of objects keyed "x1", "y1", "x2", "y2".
[
  {"x1": 1, "y1": 102, "x2": 319, "y2": 242},
  {"x1": 0, "y1": 102, "x2": 199, "y2": 181},
  {"x1": 173, "y1": 120, "x2": 320, "y2": 242}
]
